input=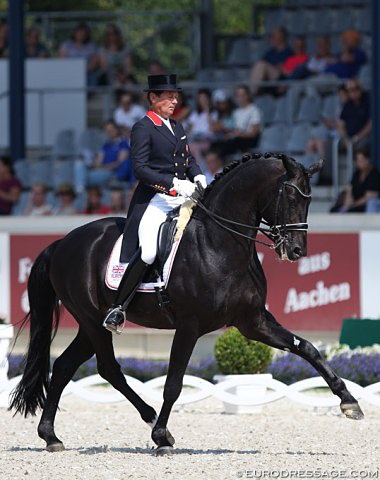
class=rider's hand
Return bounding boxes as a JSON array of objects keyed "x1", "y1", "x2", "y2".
[
  {"x1": 194, "y1": 174, "x2": 207, "y2": 190},
  {"x1": 172, "y1": 178, "x2": 196, "y2": 198}
]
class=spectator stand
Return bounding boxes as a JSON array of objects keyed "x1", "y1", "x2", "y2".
[
  {"x1": 9, "y1": 9, "x2": 201, "y2": 80},
  {"x1": 201, "y1": 0, "x2": 371, "y2": 202},
  {"x1": 1, "y1": 1, "x2": 373, "y2": 213},
  {"x1": 11, "y1": 127, "x2": 105, "y2": 215}
]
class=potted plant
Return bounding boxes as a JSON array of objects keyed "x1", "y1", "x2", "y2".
[{"x1": 214, "y1": 327, "x2": 273, "y2": 413}]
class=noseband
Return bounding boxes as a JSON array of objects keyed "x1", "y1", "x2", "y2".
[{"x1": 193, "y1": 179, "x2": 311, "y2": 250}]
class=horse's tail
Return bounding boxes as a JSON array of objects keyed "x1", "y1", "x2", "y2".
[{"x1": 9, "y1": 240, "x2": 62, "y2": 417}]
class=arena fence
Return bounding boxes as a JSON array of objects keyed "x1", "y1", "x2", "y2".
[{"x1": 1, "y1": 373, "x2": 379, "y2": 410}]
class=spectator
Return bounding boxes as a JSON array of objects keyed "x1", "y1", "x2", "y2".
[
  {"x1": 338, "y1": 79, "x2": 371, "y2": 150},
  {"x1": 74, "y1": 120, "x2": 134, "y2": 193},
  {"x1": 109, "y1": 186, "x2": 128, "y2": 215},
  {"x1": 98, "y1": 24, "x2": 133, "y2": 86},
  {"x1": 210, "y1": 89, "x2": 235, "y2": 141},
  {"x1": 250, "y1": 26, "x2": 293, "y2": 94},
  {"x1": 187, "y1": 88, "x2": 218, "y2": 163},
  {"x1": 324, "y1": 30, "x2": 367, "y2": 79},
  {"x1": 0, "y1": 156, "x2": 22, "y2": 215},
  {"x1": 203, "y1": 150, "x2": 224, "y2": 184},
  {"x1": 59, "y1": 22, "x2": 99, "y2": 86},
  {"x1": 53, "y1": 183, "x2": 78, "y2": 215},
  {"x1": 0, "y1": 19, "x2": 8, "y2": 57},
  {"x1": 83, "y1": 186, "x2": 111, "y2": 214},
  {"x1": 211, "y1": 85, "x2": 262, "y2": 156},
  {"x1": 331, "y1": 149, "x2": 380, "y2": 213},
  {"x1": 172, "y1": 91, "x2": 191, "y2": 125},
  {"x1": 25, "y1": 26, "x2": 49, "y2": 58},
  {"x1": 24, "y1": 183, "x2": 53, "y2": 216},
  {"x1": 306, "y1": 85, "x2": 348, "y2": 158},
  {"x1": 113, "y1": 92, "x2": 145, "y2": 135},
  {"x1": 281, "y1": 36, "x2": 309, "y2": 77},
  {"x1": 291, "y1": 35, "x2": 335, "y2": 79}
]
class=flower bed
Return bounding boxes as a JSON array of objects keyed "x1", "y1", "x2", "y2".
[
  {"x1": 7, "y1": 344, "x2": 380, "y2": 387},
  {"x1": 8, "y1": 355, "x2": 219, "y2": 383},
  {"x1": 268, "y1": 343, "x2": 380, "y2": 386}
]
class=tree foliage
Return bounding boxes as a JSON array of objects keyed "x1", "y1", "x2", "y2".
[
  {"x1": 24, "y1": 0, "x2": 199, "y2": 13},
  {"x1": 1, "y1": 0, "x2": 283, "y2": 35}
]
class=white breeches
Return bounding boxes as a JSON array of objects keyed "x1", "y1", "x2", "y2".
[{"x1": 138, "y1": 193, "x2": 186, "y2": 264}]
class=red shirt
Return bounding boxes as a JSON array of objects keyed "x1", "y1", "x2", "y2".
[
  {"x1": 83, "y1": 205, "x2": 111, "y2": 214},
  {"x1": 0, "y1": 176, "x2": 22, "y2": 215},
  {"x1": 283, "y1": 54, "x2": 309, "y2": 75}
]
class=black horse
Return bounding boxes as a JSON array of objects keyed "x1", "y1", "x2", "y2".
[{"x1": 10, "y1": 153, "x2": 364, "y2": 455}]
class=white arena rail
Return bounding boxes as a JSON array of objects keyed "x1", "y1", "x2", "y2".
[{"x1": 1, "y1": 374, "x2": 380, "y2": 409}]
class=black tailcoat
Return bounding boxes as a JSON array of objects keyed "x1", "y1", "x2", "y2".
[{"x1": 120, "y1": 110, "x2": 202, "y2": 262}]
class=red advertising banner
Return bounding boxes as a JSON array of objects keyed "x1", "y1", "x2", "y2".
[
  {"x1": 10, "y1": 234, "x2": 73, "y2": 328},
  {"x1": 256, "y1": 233, "x2": 360, "y2": 331},
  {"x1": 10, "y1": 233, "x2": 360, "y2": 331}
]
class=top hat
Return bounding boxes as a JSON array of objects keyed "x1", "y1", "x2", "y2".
[{"x1": 144, "y1": 74, "x2": 182, "y2": 92}]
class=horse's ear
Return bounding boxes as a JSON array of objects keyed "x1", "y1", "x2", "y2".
[
  {"x1": 306, "y1": 158, "x2": 324, "y2": 177},
  {"x1": 281, "y1": 154, "x2": 298, "y2": 178}
]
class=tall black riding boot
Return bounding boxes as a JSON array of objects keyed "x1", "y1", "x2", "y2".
[{"x1": 103, "y1": 250, "x2": 149, "y2": 334}]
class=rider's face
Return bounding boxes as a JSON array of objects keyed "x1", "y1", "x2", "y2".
[{"x1": 150, "y1": 91, "x2": 178, "y2": 118}]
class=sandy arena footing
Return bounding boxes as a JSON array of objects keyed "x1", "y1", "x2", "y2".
[{"x1": 0, "y1": 395, "x2": 378, "y2": 480}]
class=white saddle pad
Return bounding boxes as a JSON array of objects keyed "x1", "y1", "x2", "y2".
[{"x1": 105, "y1": 234, "x2": 182, "y2": 292}]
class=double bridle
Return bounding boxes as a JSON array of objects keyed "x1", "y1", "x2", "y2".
[{"x1": 193, "y1": 179, "x2": 311, "y2": 250}]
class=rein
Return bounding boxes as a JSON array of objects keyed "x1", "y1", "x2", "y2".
[{"x1": 193, "y1": 180, "x2": 311, "y2": 250}]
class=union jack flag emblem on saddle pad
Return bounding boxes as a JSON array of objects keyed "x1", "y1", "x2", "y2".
[{"x1": 105, "y1": 234, "x2": 182, "y2": 292}]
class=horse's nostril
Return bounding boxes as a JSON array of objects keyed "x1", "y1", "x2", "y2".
[{"x1": 293, "y1": 246, "x2": 303, "y2": 257}]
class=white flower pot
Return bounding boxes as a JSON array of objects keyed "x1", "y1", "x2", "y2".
[
  {"x1": 0, "y1": 324, "x2": 14, "y2": 339},
  {"x1": 0, "y1": 324, "x2": 14, "y2": 383},
  {"x1": 214, "y1": 373, "x2": 273, "y2": 414}
]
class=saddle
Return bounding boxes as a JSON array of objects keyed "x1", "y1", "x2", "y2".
[{"x1": 143, "y1": 206, "x2": 180, "y2": 283}]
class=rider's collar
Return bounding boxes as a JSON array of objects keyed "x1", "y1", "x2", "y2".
[{"x1": 146, "y1": 110, "x2": 164, "y2": 126}]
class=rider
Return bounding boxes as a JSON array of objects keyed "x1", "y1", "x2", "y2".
[{"x1": 103, "y1": 74, "x2": 207, "y2": 333}]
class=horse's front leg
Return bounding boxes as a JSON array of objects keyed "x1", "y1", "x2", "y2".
[
  {"x1": 237, "y1": 309, "x2": 364, "y2": 420},
  {"x1": 151, "y1": 324, "x2": 199, "y2": 455}
]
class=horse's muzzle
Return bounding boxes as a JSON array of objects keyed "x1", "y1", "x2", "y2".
[
  {"x1": 290, "y1": 245, "x2": 305, "y2": 260},
  {"x1": 277, "y1": 239, "x2": 306, "y2": 262}
]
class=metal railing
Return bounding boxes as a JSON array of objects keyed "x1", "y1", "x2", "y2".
[
  {"x1": 332, "y1": 137, "x2": 354, "y2": 198},
  {"x1": 1, "y1": 76, "x2": 351, "y2": 195}
]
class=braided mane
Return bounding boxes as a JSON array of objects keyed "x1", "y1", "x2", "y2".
[{"x1": 202, "y1": 152, "x2": 303, "y2": 199}]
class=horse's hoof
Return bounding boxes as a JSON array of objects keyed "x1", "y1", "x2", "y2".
[
  {"x1": 341, "y1": 402, "x2": 364, "y2": 420},
  {"x1": 166, "y1": 429, "x2": 175, "y2": 446},
  {"x1": 155, "y1": 446, "x2": 174, "y2": 456},
  {"x1": 46, "y1": 442, "x2": 65, "y2": 452}
]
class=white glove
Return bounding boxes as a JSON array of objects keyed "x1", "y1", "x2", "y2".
[
  {"x1": 194, "y1": 174, "x2": 207, "y2": 189},
  {"x1": 172, "y1": 177, "x2": 196, "y2": 197}
]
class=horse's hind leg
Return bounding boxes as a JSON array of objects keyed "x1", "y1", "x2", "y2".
[
  {"x1": 38, "y1": 328, "x2": 94, "y2": 451},
  {"x1": 237, "y1": 310, "x2": 364, "y2": 420}
]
